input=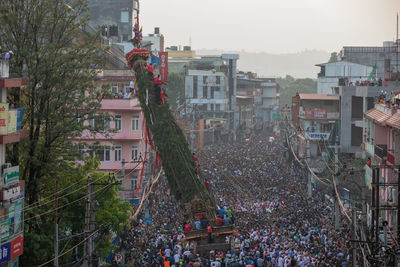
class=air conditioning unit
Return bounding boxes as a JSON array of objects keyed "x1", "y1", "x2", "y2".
[
  {"x1": 388, "y1": 186, "x2": 395, "y2": 204},
  {"x1": 1, "y1": 163, "x2": 11, "y2": 175}
]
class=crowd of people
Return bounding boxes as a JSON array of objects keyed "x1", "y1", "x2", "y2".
[{"x1": 117, "y1": 134, "x2": 351, "y2": 266}]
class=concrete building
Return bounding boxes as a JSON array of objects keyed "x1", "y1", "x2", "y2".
[
  {"x1": 88, "y1": 0, "x2": 139, "y2": 43},
  {"x1": 74, "y1": 69, "x2": 147, "y2": 203},
  {"x1": 258, "y1": 78, "x2": 280, "y2": 128},
  {"x1": 339, "y1": 40, "x2": 400, "y2": 79},
  {"x1": 336, "y1": 83, "x2": 400, "y2": 155},
  {"x1": 291, "y1": 93, "x2": 340, "y2": 159},
  {"x1": 0, "y1": 57, "x2": 27, "y2": 266},
  {"x1": 142, "y1": 27, "x2": 164, "y2": 52},
  {"x1": 316, "y1": 61, "x2": 373, "y2": 94},
  {"x1": 363, "y1": 100, "x2": 400, "y2": 236}
]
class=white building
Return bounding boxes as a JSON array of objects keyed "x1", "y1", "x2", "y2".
[
  {"x1": 142, "y1": 27, "x2": 164, "y2": 52},
  {"x1": 316, "y1": 61, "x2": 373, "y2": 94},
  {"x1": 185, "y1": 70, "x2": 228, "y2": 113}
]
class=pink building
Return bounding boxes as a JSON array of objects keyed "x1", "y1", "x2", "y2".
[
  {"x1": 364, "y1": 98, "x2": 400, "y2": 232},
  {"x1": 75, "y1": 70, "x2": 148, "y2": 202}
]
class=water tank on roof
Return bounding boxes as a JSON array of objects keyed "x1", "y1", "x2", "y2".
[
  {"x1": 183, "y1": 46, "x2": 191, "y2": 51},
  {"x1": 154, "y1": 27, "x2": 160, "y2": 34},
  {"x1": 170, "y1": 46, "x2": 178, "y2": 51},
  {"x1": 383, "y1": 41, "x2": 395, "y2": 47}
]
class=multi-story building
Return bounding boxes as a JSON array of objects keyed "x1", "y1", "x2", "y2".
[
  {"x1": 316, "y1": 61, "x2": 373, "y2": 94},
  {"x1": 258, "y1": 78, "x2": 280, "y2": 128},
  {"x1": 363, "y1": 99, "x2": 400, "y2": 237},
  {"x1": 142, "y1": 27, "x2": 164, "y2": 52},
  {"x1": 74, "y1": 69, "x2": 147, "y2": 202},
  {"x1": 291, "y1": 93, "x2": 339, "y2": 158},
  {"x1": 335, "y1": 83, "x2": 399, "y2": 155},
  {"x1": 88, "y1": 0, "x2": 139, "y2": 43},
  {"x1": 339, "y1": 40, "x2": 400, "y2": 79},
  {"x1": 0, "y1": 56, "x2": 27, "y2": 266}
]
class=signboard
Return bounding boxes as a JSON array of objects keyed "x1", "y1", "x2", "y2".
[
  {"x1": 9, "y1": 201, "x2": 23, "y2": 235},
  {"x1": 3, "y1": 166, "x2": 19, "y2": 188},
  {"x1": 0, "y1": 218, "x2": 10, "y2": 242},
  {"x1": 305, "y1": 108, "x2": 327, "y2": 119},
  {"x1": 16, "y1": 109, "x2": 24, "y2": 131},
  {"x1": 10, "y1": 235, "x2": 23, "y2": 260},
  {"x1": 158, "y1": 52, "x2": 168, "y2": 82},
  {"x1": 305, "y1": 132, "x2": 330, "y2": 140},
  {"x1": 272, "y1": 113, "x2": 280, "y2": 120},
  {"x1": 114, "y1": 252, "x2": 123, "y2": 263},
  {"x1": 7, "y1": 110, "x2": 17, "y2": 134},
  {"x1": 0, "y1": 104, "x2": 9, "y2": 135},
  {"x1": 364, "y1": 165, "x2": 372, "y2": 190},
  {"x1": 3, "y1": 186, "x2": 20, "y2": 201},
  {"x1": 0, "y1": 242, "x2": 11, "y2": 264}
]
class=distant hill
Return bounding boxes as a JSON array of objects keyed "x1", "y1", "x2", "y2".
[{"x1": 196, "y1": 49, "x2": 331, "y2": 79}]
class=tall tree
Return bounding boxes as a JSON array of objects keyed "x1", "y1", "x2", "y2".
[{"x1": 0, "y1": 0, "x2": 105, "y2": 205}]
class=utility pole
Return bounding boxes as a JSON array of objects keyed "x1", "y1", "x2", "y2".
[
  {"x1": 306, "y1": 139, "x2": 312, "y2": 198},
  {"x1": 54, "y1": 178, "x2": 59, "y2": 267},
  {"x1": 84, "y1": 177, "x2": 90, "y2": 267},
  {"x1": 89, "y1": 178, "x2": 95, "y2": 266},
  {"x1": 352, "y1": 202, "x2": 357, "y2": 267},
  {"x1": 334, "y1": 141, "x2": 340, "y2": 231}
]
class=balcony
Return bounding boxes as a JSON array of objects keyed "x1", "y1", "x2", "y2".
[
  {"x1": 0, "y1": 59, "x2": 9, "y2": 78},
  {"x1": 99, "y1": 98, "x2": 141, "y2": 111},
  {"x1": 375, "y1": 144, "x2": 387, "y2": 160}
]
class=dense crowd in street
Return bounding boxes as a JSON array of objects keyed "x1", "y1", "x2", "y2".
[{"x1": 120, "y1": 134, "x2": 351, "y2": 266}]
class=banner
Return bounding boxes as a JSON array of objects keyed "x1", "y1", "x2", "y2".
[
  {"x1": 364, "y1": 165, "x2": 372, "y2": 190},
  {"x1": 158, "y1": 52, "x2": 168, "y2": 82},
  {"x1": 7, "y1": 110, "x2": 17, "y2": 134},
  {"x1": 16, "y1": 108, "x2": 24, "y2": 131},
  {"x1": 305, "y1": 132, "x2": 330, "y2": 140},
  {"x1": 10, "y1": 235, "x2": 23, "y2": 260},
  {"x1": 305, "y1": 108, "x2": 327, "y2": 119},
  {"x1": 0, "y1": 104, "x2": 9, "y2": 135},
  {"x1": 0, "y1": 242, "x2": 11, "y2": 264},
  {"x1": 3, "y1": 166, "x2": 19, "y2": 187},
  {"x1": 0, "y1": 218, "x2": 10, "y2": 242}
]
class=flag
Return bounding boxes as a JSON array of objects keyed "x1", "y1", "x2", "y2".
[{"x1": 367, "y1": 63, "x2": 376, "y2": 82}]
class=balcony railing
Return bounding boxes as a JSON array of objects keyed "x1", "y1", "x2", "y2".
[
  {"x1": 0, "y1": 59, "x2": 10, "y2": 78},
  {"x1": 375, "y1": 144, "x2": 387, "y2": 160}
]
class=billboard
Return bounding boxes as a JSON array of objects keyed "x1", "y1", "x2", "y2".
[
  {"x1": 0, "y1": 104, "x2": 9, "y2": 135},
  {"x1": 10, "y1": 235, "x2": 23, "y2": 260},
  {"x1": 3, "y1": 166, "x2": 19, "y2": 187},
  {"x1": 158, "y1": 52, "x2": 168, "y2": 82},
  {"x1": 305, "y1": 108, "x2": 327, "y2": 119},
  {"x1": 7, "y1": 110, "x2": 17, "y2": 134}
]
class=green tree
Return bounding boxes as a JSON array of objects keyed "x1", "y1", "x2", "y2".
[
  {"x1": 328, "y1": 52, "x2": 338, "y2": 63},
  {"x1": 278, "y1": 78, "x2": 317, "y2": 107},
  {"x1": 167, "y1": 72, "x2": 185, "y2": 110},
  {"x1": 0, "y1": 0, "x2": 106, "y2": 203},
  {"x1": 23, "y1": 158, "x2": 132, "y2": 265}
]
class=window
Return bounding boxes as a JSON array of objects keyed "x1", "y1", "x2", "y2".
[
  {"x1": 131, "y1": 145, "x2": 138, "y2": 160},
  {"x1": 203, "y1": 86, "x2": 207, "y2": 99},
  {"x1": 193, "y1": 76, "x2": 198, "y2": 98},
  {"x1": 130, "y1": 176, "x2": 138, "y2": 191},
  {"x1": 216, "y1": 76, "x2": 220, "y2": 85},
  {"x1": 110, "y1": 84, "x2": 118, "y2": 94},
  {"x1": 122, "y1": 34, "x2": 129, "y2": 42},
  {"x1": 89, "y1": 146, "x2": 110, "y2": 161},
  {"x1": 216, "y1": 104, "x2": 221, "y2": 112},
  {"x1": 115, "y1": 115, "x2": 122, "y2": 131},
  {"x1": 131, "y1": 116, "x2": 140, "y2": 131},
  {"x1": 114, "y1": 146, "x2": 122, "y2": 161},
  {"x1": 90, "y1": 117, "x2": 110, "y2": 131},
  {"x1": 121, "y1": 11, "x2": 129, "y2": 23}
]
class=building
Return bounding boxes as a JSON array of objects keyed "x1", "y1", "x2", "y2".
[
  {"x1": 74, "y1": 69, "x2": 147, "y2": 203},
  {"x1": 88, "y1": 0, "x2": 139, "y2": 43},
  {"x1": 291, "y1": 93, "x2": 340, "y2": 159},
  {"x1": 0, "y1": 56, "x2": 27, "y2": 266},
  {"x1": 363, "y1": 98, "x2": 400, "y2": 238},
  {"x1": 336, "y1": 83, "x2": 400, "y2": 155},
  {"x1": 142, "y1": 27, "x2": 164, "y2": 52},
  {"x1": 339, "y1": 40, "x2": 400, "y2": 79},
  {"x1": 316, "y1": 61, "x2": 373, "y2": 94},
  {"x1": 236, "y1": 73, "x2": 280, "y2": 134}
]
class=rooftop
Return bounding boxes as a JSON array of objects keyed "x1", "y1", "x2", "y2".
[{"x1": 298, "y1": 93, "x2": 339, "y2": 101}]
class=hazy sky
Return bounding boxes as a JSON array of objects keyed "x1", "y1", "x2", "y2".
[{"x1": 141, "y1": 0, "x2": 399, "y2": 54}]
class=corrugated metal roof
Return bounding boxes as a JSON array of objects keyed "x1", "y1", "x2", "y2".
[
  {"x1": 299, "y1": 93, "x2": 339, "y2": 100},
  {"x1": 386, "y1": 113, "x2": 400, "y2": 129},
  {"x1": 364, "y1": 108, "x2": 391, "y2": 124}
]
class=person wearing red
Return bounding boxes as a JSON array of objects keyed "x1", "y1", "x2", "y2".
[
  {"x1": 184, "y1": 223, "x2": 191, "y2": 233},
  {"x1": 207, "y1": 224, "x2": 212, "y2": 243},
  {"x1": 147, "y1": 63, "x2": 154, "y2": 74},
  {"x1": 193, "y1": 152, "x2": 199, "y2": 163},
  {"x1": 215, "y1": 216, "x2": 223, "y2": 226},
  {"x1": 204, "y1": 179, "x2": 210, "y2": 191}
]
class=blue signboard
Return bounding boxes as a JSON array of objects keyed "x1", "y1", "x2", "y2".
[
  {"x1": 145, "y1": 218, "x2": 153, "y2": 224},
  {"x1": 16, "y1": 109, "x2": 24, "y2": 131},
  {"x1": 0, "y1": 242, "x2": 11, "y2": 264}
]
